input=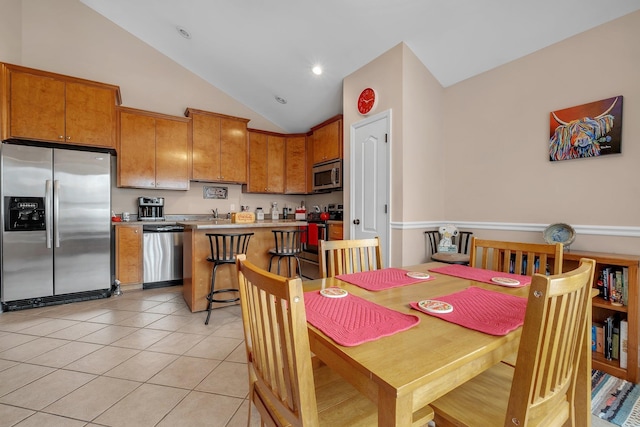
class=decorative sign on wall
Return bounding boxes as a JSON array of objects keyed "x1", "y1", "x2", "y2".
[
  {"x1": 203, "y1": 186, "x2": 228, "y2": 199},
  {"x1": 549, "y1": 95, "x2": 623, "y2": 162}
]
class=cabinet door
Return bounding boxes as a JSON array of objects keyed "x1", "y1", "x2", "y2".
[
  {"x1": 155, "y1": 118, "x2": 189, "y2": 190},
  {"x1": 191, "y1": 113, "x2": 221, "y2": 181},
  {"x1": 8, "y1": 70, "x2": 65, "y2": 142},
  {"x1": 65, "y1": 82, "x2": 117, "y2": 148},
  {"x1": 267, "y1": 135, "x2": 285, "y2": 194},
  {"x1": 248, "y1": 132, "x2": 268, "y2": 192},
  {"x1": 328, "y1": 223, "x2": 344, "y2": 240},
  {"x1": 220, "y1": 118, "x2": 248, "y2": 183},
  {"x1": 285, "y1": 136, "x2": 306, "y2": 194},
  {"x1": 118, "y1": 111, "x2": 156, "y2": 188},
  {"x1": 116, "y1": 225, "x2": 143, "y2": 285},
  {"x1": 312, "y1": 119, "x2": 342, "y2": 163}
]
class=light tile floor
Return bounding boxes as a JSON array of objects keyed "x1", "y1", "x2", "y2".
[
  {"x1": 0, "y1": 286, "x2": 259, "y2": 427},
  {"x1": 0, "y1": 286, "x2": 617, "y2": 427}
]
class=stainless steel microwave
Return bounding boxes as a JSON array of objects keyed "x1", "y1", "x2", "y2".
[{"x1": 312, "y1": 160, "x2": 342, "y2": 192}]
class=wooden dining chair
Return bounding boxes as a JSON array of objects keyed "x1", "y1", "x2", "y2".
[
  {"x1": 469, "y1": 237, "x2": 564, "y2": 275},
  {"x1": 425, "y1": 229, "x2": 474, "y2": 265},
  {"x1": 430, "y1": 258, "x2": 596, "y2": 427},
  {"x1": 319, "y1": 237, "x2": 383, "y2": 278},
  {"x1": 235, "y1": 254, "x2": 379, "y2": 427}
]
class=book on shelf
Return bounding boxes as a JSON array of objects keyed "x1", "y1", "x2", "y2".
[
  {"x1": 604, "y1": 316, "x2": 614, "y2": 360},
  {"x1": 620, "y1": 319, "x2": 628, "y2": 369},
  {"x1": 613, "y1": 325, "x2": 620, "y2": 360},
  {"x1": 592, "y1": 324, "x2": 597, "y2": 351},
  {"x1": 595, "y1": 323, "x2": 604, "y2": 354},
  {"x1": 599, "y1": 266, "x2": 629, "y2": 306}
]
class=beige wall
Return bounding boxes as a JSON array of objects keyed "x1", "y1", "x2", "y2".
[
  {"x1": 344, "y1": 43, "x2": 447, "y2": 266},
  {"x1": 4, "y1": 0, "x2": 335, "y2": 216},
  {"x1": 0, "y1": 0, "x2": 22, "y2": 63},
  {"x1": 344, "y1": 11, "x2": 640, "y2": 264}
]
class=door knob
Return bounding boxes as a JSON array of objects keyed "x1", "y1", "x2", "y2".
[{"x1": 353, "y1": 219, "x2": 360, "y2": 225}]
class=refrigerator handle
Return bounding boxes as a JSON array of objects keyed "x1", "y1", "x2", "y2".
[
  {"x1": 54, "y1": 180, "x2": 60, "y2": 248},
  {"x1": 45, "y1": 180, "x2": 53, "y2": 249}
]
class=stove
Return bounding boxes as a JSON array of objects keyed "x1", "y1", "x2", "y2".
[{"x1": 300, "y1": 204, "x2": 343, "y2": 279}]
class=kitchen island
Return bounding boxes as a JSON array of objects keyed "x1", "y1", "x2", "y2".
[{"x1": 178, "y1": 219, "x2": 307, "y2": 312}]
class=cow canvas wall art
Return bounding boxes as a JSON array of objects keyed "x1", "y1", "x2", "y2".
[{"x1": 549, "y1": 96, "x2": 623, "y2": 162}]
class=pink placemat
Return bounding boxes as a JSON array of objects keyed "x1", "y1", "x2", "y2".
[
  {"x1": 429, "y1": 264, "x2": 531, "y2": 287},
  {"x1": 336, "y1": 267, "x2": 435, "y2": 291},
  {"x1": 304, "y1": 290, "x2": 420, "y2": 346},
  {"x1": 410, "y1": 286, "x2": 527, "y2": 336}
]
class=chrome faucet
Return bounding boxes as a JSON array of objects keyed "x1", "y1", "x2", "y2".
[{"x1": 212, "y1": 208, "x2": 219, "y2": 219}]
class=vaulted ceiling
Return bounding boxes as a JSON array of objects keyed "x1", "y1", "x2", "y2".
[{"x1": 81, "y1": 0, "x2": 640, "y2": 133}]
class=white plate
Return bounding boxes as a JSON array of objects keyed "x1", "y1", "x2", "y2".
[
  {"x1": 406, "y1": 271, "x2": 430, "y2": 279},
  {"x1": 418, "y1": 299, "x2": 453, "y2": 314},
  {"x1": 320, "y1": 287, "x2": 348, "y2": 298},
  {"x1": 491, "y1": 277, "x2": 521, "y2": 287}
]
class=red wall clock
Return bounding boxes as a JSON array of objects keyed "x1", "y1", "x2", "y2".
[{"x1": 357, "y1": 87, "x2": 377, "y2": 115}]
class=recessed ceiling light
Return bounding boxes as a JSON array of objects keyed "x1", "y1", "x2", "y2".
[
  {"x1": 312, "y1": 65, "x2": 323, "y2": 75},
  {"x1": 275, "y1": 96, "x2": 287, "y2": 104},
  {"x1": 176, "y1": 25, "x2": 192, "y2": 39}
]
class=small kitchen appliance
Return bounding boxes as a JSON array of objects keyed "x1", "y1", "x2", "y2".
[{"x1": 138, "y1": 197, "x2": 165, "y2": 221}]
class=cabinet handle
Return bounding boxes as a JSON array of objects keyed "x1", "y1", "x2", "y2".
[
  {"x1": 134, "y1": 229, "x2": 138, "y2": 233},
  {"x1": 59, "y1": 135, "x2": 64, "y2": 139},
  {"x1": 66, "y1": 136, "x2": 71, "y2": 140}
]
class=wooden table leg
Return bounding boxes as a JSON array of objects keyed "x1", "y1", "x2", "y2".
[{"x1": 378, "y1": 388, "x2": 412, "y2": 427}]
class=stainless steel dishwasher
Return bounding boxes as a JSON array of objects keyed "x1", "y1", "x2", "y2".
[{"x1": 142, "y1": 224, "x2": 184, "y2": 289}]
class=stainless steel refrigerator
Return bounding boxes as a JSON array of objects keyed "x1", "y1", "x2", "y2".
[{"x1": 1, "y1": 143, "x2": 112, "y2": 310}]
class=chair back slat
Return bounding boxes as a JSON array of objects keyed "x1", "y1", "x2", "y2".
[
  {"x1": 273, "y1": 229, "x2": 305, "y2": 255},
  {"x1": 207, "y1": 233, "x2": 253, "y2": 263},
  {"x1": 506, "y1": 258, "x2": 595, "y2": 426},
  {"x1": 424, "y1": 230, "x2": 473, "y2": 259},
  {"x1": 469, "y1": 237, "x2": 563, "y2": 275},
  {"x1": 236, "y1": 254, "x2": 319, "y2": 427},
  {"x1": 319, "y1": 237, "x2": 382, "y2": 278}
]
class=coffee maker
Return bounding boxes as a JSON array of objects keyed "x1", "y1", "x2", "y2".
[{"x1": 138, "y1": 197, "x2": 164, "y2": 221}]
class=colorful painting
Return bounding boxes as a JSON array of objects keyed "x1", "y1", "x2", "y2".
[{"x1": 549, "y1": 96, "x2": 623, "y2": 162}]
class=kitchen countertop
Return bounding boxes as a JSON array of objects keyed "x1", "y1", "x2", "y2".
[{"x1": 177, "y1": 219, "x2": 307, "y2": 230}]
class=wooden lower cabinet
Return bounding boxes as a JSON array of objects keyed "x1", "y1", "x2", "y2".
[
  {"x1": 563, "y1": 250, "x2": 640, "y2": 383},
  {"x1": 115, "y1": 225, "x2": 143, "y2": 286},
  {"x1": 328, "y1": 222, "x2": 344, "y2": 240}
]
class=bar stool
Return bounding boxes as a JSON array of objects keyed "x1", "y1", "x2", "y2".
[
  {"x1": 268, "y1": 229, "x2": 305, "y2": 277},
  {"x1": 204, "y1": 232, "x2": 253, "y2": 325}
]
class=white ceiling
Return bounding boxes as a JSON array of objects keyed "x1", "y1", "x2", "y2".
[{"x1": 80, "y1": 0, "x2": 640, "y2": 133}]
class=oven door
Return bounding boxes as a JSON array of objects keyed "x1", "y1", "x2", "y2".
[{"x1": 300, "y1": 222, "x2": 326, "y2": 279}]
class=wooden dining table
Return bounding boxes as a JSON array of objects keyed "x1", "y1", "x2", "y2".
[{"x1": 302, "y1": 261, "x2": 592, "y2": 427}]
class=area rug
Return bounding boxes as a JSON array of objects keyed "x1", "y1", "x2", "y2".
[{"x1": 592, "y1": 370, "x2": 640, "y2": 426}]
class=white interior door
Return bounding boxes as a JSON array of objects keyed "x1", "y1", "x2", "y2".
[{"x1": 351, "y1": 110, "x2": 391, "y2": 266}]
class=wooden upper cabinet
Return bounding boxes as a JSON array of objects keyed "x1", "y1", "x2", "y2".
[
  {"x1": 267, "y1": 135, "x2": 285, "y2": 193},
  {"x1": 1, "y1": 63, "x2": 120, "y2": 149},
  {"x1": 246, "y1": 130, "x2": 285, "y2": 193},
  {"x1": 118, "y1": 110, "x2": 155, "y2": 188},
  {"x1": 311, "y1": 115, "x2": 343, "y2": 164},
  {"x1": 155, "y1": 118, "x2": 190, "y2": 190},
  {"x1": 186, "y1": 108, "x2": 248, "y2": 183},
  {"x1": 285, "y1": 135, "x2": 307, "y2": 194},
  {"x1": 117, "y1": 107, "x2": 190, "y2": 190}
]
